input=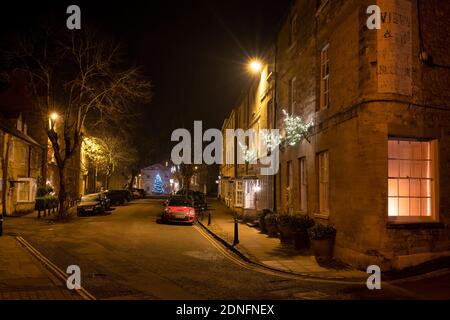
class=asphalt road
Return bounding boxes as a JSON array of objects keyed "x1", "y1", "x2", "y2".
[{"x1": 5, "y1": 199, "x2": 448, "y2": 300}]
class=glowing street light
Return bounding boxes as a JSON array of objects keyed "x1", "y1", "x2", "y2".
[
  {"x1": 249, "y1": 60, "x2": 262, "y2": 73},
  {"x1": 49, "y1": 112, "x2": 59, "y2": 130},
  {"x1": 50, "y1": 113, "x2": 58, "y2": 121}
]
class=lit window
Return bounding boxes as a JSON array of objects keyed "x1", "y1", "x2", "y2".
[
  {"x1": 320, "y1": 44, "x2": 330, "y2": 110},
  {"x1": 235, "y1": 180, "x2": 243, "y2": 208},
  {"x1": 318, "y1": 151, "x2": 329, "y2": 214},
  {"x1": 17, "y1": 178, "x2": 37, "y2": 203},
  {"x1": 299, "y1": 157, "x2": 307, "y2": 212},
  {"x1": 388, "y1": 139, "x2": 437, "y2": 221}
]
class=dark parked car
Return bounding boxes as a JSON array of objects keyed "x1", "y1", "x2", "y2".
[
  {"x1": 106, "y1": 189, "x2": 129, "y2": 205},
  {"x1": 77, "y1": 193, "x2": 109, "y2": 216},
  {"x1": 176, "y1": 190, "x2": 207, "y2": 211},
  {"x1": 130, "y1": 188, "x2": 147, "y2": 199}
]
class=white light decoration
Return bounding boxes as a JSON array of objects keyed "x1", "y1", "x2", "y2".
[
  {"x1": 283, "y1": 110, "x2": 314, "y2": 146},
  {"x1": 262, "y1": 131, "x2": 281, "y2": 153},
  {"x1": 239, "y1": 142, "x2": 257, "y2": 163}
]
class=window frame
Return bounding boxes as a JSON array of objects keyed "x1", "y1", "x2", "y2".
[
  {"x1": 16, "y1": 177, "x2": 37, "y2": 203},
  {"x1": 387, "y1": 138, "x2": 439, "y2": 223},
  {"x1": 318, "y1": 151, "x2": 329, "y2": 216},
  {"x1": 289, "y1": 13, "x2": 298, "y2": 46},
  {"x1": 319, "y1": 44, "x2": 330, "y2": 111},
  {"x1": 288, "y1": 77, "x2": 297, "y2": 115},
  {"x1": 299, "y1": 157, "x2": 307, "y2": 212}
]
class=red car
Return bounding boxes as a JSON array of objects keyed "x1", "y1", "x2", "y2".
[{"x1": 162, "y1": 196, "x2": 196, "y2": 225}]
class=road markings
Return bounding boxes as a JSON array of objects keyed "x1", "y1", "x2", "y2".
[{"x1": 16, "y1": 236, "x2": 96, "y2": 300}]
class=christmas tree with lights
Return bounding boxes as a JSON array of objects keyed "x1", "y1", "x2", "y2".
[{"x1": 152, "y1": 174, "x2": 165, "y2": 194}]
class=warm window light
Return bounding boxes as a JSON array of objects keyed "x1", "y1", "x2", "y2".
[{"x1": 249, "y1": 60, "x2": 262, "y2": 73}]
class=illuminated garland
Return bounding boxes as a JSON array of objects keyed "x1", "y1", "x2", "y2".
[
  {"x1": 262, "y1": 131, "x2": 281, "y2": 153},
  {"x1": 238, "y1": 142, "x2": 257, "y2": 164},
  {"x1": 283, "y1": 110, "x2": 314, "y2": 146}
]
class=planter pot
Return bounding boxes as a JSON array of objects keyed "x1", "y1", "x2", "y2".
[
  {"x1": 266, "y1": 223, "x2": 278, "y2": 237},
  {"x1": 278, "y1": 225, "x2": 293, "y2": 243},
  {"x1": 312, "y1": 238, "x2": 334, "y2": 261},
  {"x1": 293, "y1": 230, "x2": 310, "y2": 250}
]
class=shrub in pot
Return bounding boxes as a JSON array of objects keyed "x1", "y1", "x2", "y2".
[
  {"x1": 277, "y1": 214, "x2": 294, "y2": 243},
  {"x1": 259, "y1": 209, "x2": 271, "y2": 234},
  {"x1": 292, "y1": 215, "x2": 315, "y2": 250},
  {"x1": 309, "y1": 224, "x2": 336, "y2": 261},
  {"x1": 264, "y1": 213, "x2": 279, "y2": 237}
]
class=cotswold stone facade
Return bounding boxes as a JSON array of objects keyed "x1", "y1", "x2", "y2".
[
  {"x1": 275, "y1": 0, "x2": 450, "y2": 270},
  {"x1": 219, "y1": 54, "x2": 276, "y2": 220}
]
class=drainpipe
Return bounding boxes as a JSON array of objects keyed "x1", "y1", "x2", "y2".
[
  {"x1": 272, "y1": 43, "x2": 278, "y2": 213},
  {"x1": 27, "y1": 145, "x2": 32, "y2": 177}
]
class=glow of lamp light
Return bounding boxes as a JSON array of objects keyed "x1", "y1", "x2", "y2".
[
  {"x1": 50, "y1": 112, "x2": 58, "y2": 121},
  {"x1": 249, "y1": 60, "x2": 262, "y2": 73}
]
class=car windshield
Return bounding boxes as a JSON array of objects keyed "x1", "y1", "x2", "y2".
[
  {"x1": 167, "y1": 199, "x2": 191, "y2": 207},
  {"x1": 81, "y1": 195, "x2": 100, "y2": 202}
]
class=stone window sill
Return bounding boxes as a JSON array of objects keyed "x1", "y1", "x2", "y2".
[{"x1": 387, "y1": 222, "x2": 445, "y2": 230}]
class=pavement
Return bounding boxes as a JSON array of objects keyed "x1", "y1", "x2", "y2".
[
  {"x1": 197, "y1": 200, "x2": 367, "y2": 280},
  {"x1": 0, "y1": 235, "x2": 77, "y2": 300}
]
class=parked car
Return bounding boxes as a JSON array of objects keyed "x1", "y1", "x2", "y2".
[
  {"x1": 161, "y1": 196, "x2": 196, "y2": 225},
  {"x1": 131, "y1": 189, "x2": 141, "y2": 199},
  {"x1": 176, "y1": 190, "x2": 207, "y2": 211},
  {"x1": 106, "y1": 190, "x2": 128, "y2": 205},
  {"x1": 100, "y1": 192, "x2": 112, "y2": 210},
  {"x1": 119, "y1": 189, "x2": 133, "y2": 202},
  {"x1": 77, "y1": 193, "x2": 109, "y2": 216},
  {"x1": 137, "y1": 188, "x2": 147, "y2": 198}
]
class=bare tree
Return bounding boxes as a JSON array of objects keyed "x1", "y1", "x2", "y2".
[
  {"x1": 17, "y1": 29, "x2": 151, "y2": 217},
  {"x1": 83, "y1": 134, "x2": 138, "y2": 190}
]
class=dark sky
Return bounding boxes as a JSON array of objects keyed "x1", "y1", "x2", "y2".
[{"x1": 0, "y1": 0, "x2": 292, "y2": 162}]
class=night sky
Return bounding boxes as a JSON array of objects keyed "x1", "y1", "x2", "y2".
[{"x1": 0, "y1": 0, "x2": 292, "y2": 162}]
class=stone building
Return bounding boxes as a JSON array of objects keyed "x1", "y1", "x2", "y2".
[
  {"x1": 219, "y1": 55, "x2": 276, "y2": 220},
  {"x1": 0, "y1": 113, "x2": 42, "y2": 215},
  {"x1": 274, "y1": 0, "x2": 450, "y2": 270},
  {"x1": 140, "y1": 163, "x2": 174, "y2": 195}
]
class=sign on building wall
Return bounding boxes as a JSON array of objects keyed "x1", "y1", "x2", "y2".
[{"x1": 377, "y1": 0, "x2": 412, "y2": 96}]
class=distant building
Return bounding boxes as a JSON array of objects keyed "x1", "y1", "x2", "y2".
[{"x1": 140, "y1": 163, "x2": 174, "y2": 195}]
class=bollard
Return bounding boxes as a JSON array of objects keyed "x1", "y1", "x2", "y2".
[
  {"x1": 208, "y1": 211, "x2": 211, "y2": 226},
  {"x1": 233, "y1": 218, "x2": 240, "y2": 246}
]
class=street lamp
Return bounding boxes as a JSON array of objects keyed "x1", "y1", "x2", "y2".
[
  {"x1": 49, "y1": 112, "x2": 58, "y2": 130},
  {"x1": 249, "y1": 60, "x2": 262, "y2": 74}
]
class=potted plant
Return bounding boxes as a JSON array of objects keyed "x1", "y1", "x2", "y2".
[
  {"x1": 309, "y1": 224, "x2": 336, "y2": 261},
  {"x1": 264, "y1": 213, "x2": 279, "y2": 237},
  {"x1": 292, "y1": 215, "x2": 315, "y2": 250},
  {"x1": 277, "y1": 214, "x2": 294, "y2": 243},
  {"x1": 259, "y1": 209, "x2": 271, "y2": 234}
]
